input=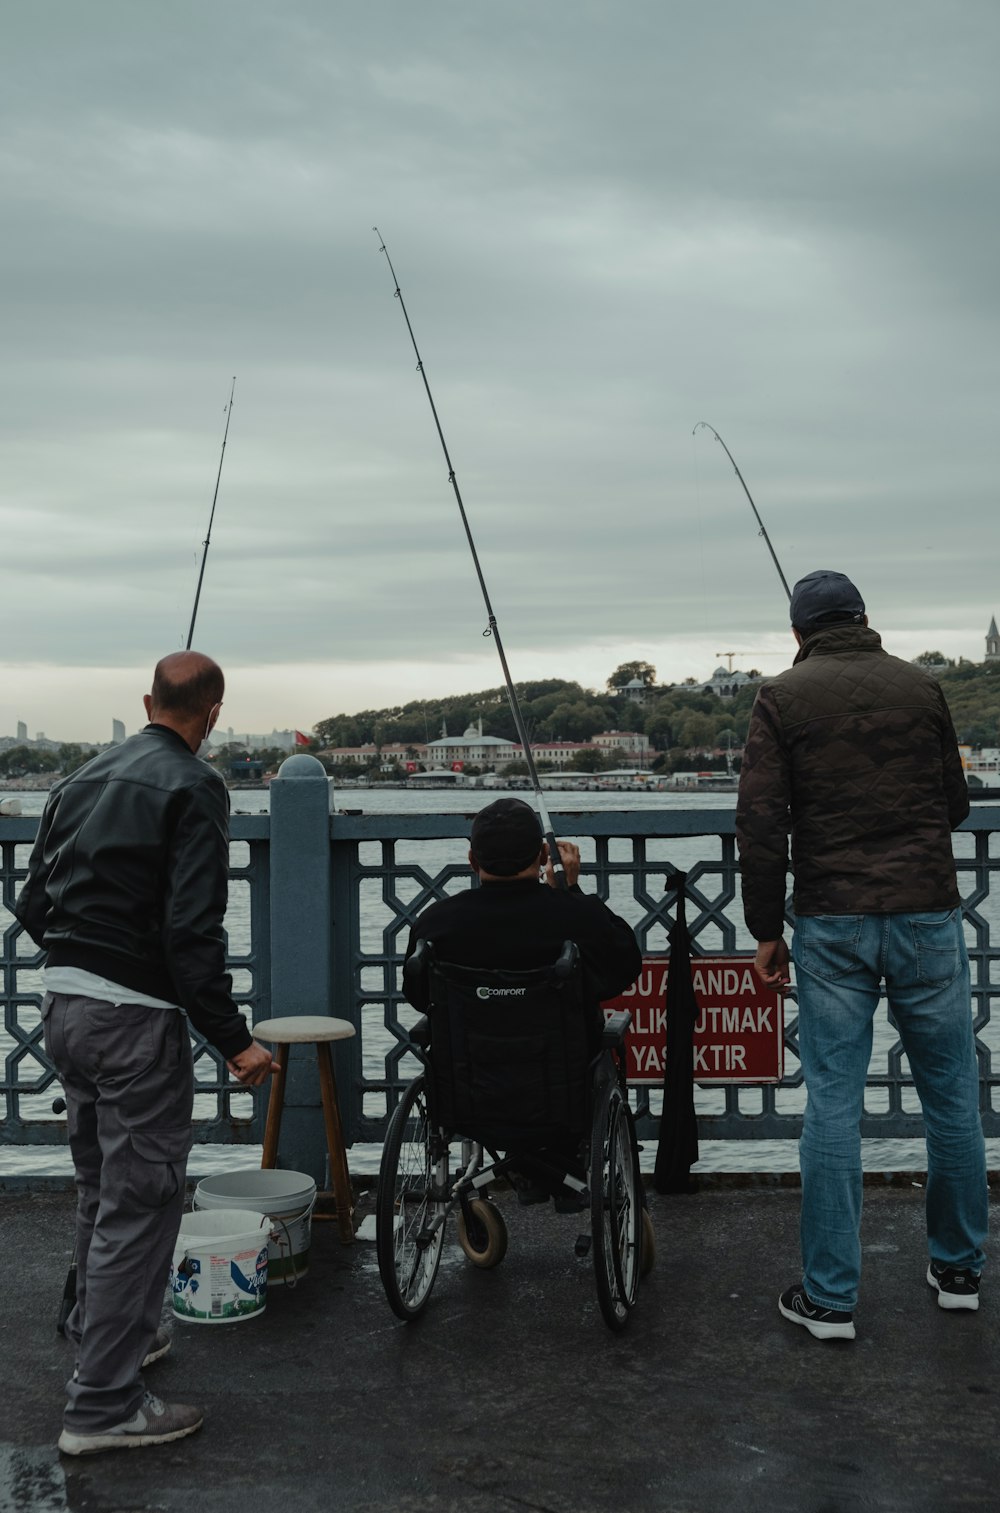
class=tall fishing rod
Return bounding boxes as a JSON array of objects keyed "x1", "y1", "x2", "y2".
[
  {"x1": 186, "y1": 376, "x2": 236, "y2": 649},
  {"x1": 692, "y1": 421, "x2": 791, "y2": 601},
  {"x1": 373, "y1": 228, "x2": 565, "y2": 885}
]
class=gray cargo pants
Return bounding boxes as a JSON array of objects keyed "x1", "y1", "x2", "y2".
[{"x1": 42, "y1": 993, "x2": 195, "y2": 1432}]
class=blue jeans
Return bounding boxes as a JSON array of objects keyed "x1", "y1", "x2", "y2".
[{"x1": 792, "y1": 910, "x2": 988, "y2": 1311}]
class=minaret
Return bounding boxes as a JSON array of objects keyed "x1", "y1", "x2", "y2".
[{"x1": 987, "y1": 618, "x2": 1000, "y2": 662}]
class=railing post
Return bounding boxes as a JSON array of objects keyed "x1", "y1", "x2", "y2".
[{"x1": 267, "y1": 754, "x2": 333, "y2": 1182}]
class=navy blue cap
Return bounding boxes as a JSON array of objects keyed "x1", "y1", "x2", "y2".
[{"x1": 790, "y1": 571, "x2": 866, "y2": 636}]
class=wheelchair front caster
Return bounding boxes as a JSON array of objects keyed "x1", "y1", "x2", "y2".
[{"x1": 457, "y1": 1198, "x2": 508, "y2": 1269}]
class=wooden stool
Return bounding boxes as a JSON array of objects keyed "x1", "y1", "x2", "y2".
[{"x1": 252, "y1": 1015, "x2": 356, "y2": 1245}]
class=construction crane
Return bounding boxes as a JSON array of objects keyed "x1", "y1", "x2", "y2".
[{"x1": 715, "y1": 651, "x2": 784, "y2": 673}]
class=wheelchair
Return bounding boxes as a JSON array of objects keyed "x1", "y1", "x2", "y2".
[{"x1": 375, "y1": 939, "x2": 654, "y2": 1332}]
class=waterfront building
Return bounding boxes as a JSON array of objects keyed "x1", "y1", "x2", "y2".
[
  {"x1": 320, "y1": 742, "x2": 428, "y2": 770},
  {"x1": 422, "y1": 722, "x2": 518, "y2": 772},
  {"x1": 593, "y1": 730, "x2": 652, "y2": 764},
  {"x1": 528, "y1": 740, "x2": 590, "y2": 769},
  {"x1": 959, "y1": 745, "x2": 1000, "y2": 779}
]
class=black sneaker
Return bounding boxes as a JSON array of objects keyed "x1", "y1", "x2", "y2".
[
  {"x1": 927, "y1": 1261, "x2": 981, "y2": 1312},
  {"x1": 778, "y1": 1284, "x2": 856, "y2": 1341}
]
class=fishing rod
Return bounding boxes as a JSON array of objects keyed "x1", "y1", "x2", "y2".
[
  {"x1": 186, "y1": 376, "x2": 236, "y2": 649},
  {"x1": 373, "y1": 228, "x2": 566, "y2": 885},
  {"x1": 692, "y1": 422, "x2": 791, "y2": 601}
]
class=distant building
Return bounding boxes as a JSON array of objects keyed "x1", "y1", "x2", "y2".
[
  {"x1": 529, "y1": 741, "x2": 589, "y2": 769},
  {"x1": 111, "y1": 719, "x2": 126, "y2": 744},
  {"x1": 209, "y1": 728, "x2": 300, "y2": 753},
  {"x1": 16, "y1": 722, "x2": 27, "y2": 742},
  {"x1": 617, "y1": 678, "x2": 651, "y2": 705},
  {"x1": 320, "y1": 742, "x2": 428, "y2": 772},
  {"x1": 422, "y1": 721, "x2": 518, "y2": 772},
  {"x1": 592, "y1": 730, "x2": 651, "y2": 763},
  {"x1": 987, "y1": 618, "x2": 1000, "y2": 662},
  {"x1": 676, "y1": 667, "x2": 764, "y2": 700}
]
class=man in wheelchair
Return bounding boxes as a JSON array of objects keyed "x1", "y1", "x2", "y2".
[
  {"x1": 379, "y1": 799, "x2": 647, "y2": 1329},
  {"x1": 404, "y1": 797, "x2": 641, "y2": 1207}
]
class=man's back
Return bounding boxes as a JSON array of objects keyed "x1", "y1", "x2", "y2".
[
  {"x1": 406, "y1": 877, "x2": 639, "y2": 1006},
  {"x1": 17, "y1": 725, "x2": 227, "y2": 967},
  {"x1": 738, "y1": 623, "x2": 968, "y2": 932}
]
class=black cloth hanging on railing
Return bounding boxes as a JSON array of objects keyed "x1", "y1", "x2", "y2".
[{"x1": 653, "y1": 871, "x2": 700, "y2": 1194}]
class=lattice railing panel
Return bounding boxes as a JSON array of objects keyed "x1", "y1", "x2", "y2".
[{"x1": 0, "y1": 818, "x2": 270, "y2": 1146}]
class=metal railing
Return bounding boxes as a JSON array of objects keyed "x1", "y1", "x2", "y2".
[{"x1": 3, "y1": 770, "x2": 998, "y2": 1174}]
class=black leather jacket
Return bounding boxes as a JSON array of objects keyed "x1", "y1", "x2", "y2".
[{"x1": 13, "y1": 723, "x2": 252, "y2": 1058}]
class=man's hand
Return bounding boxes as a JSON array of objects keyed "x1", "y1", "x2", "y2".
[
  {"x1": 753, "y1": 937, "x2": 791, "y2": 992},
  {"x1": 227, "y1": 1042, "x2": 275, "y2": 1087},
  {"x1": 544, "y1": 840, "x2": 581, "y2": 889}
]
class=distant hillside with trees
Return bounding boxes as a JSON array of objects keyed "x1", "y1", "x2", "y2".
[
  {"x1": 313, "y1": 655, "x2": 1000, "y2": 773},
  {"x1": 917, "y1": 655, "x2": 1000, "y2": 748},
  {"x1": 313, "y1": 665, "x2": 765, "y2": 774}
]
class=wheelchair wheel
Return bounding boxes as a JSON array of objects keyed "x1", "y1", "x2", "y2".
[
  {"x1": 590, "y1": 1079, "x2": 640, "y2": 1331},
  {"x1": 376, "y1": 1076, "x2": 447, "y2": 1320},
  {"x1": 456, "y1": 1198, "x2": 509, "y2": 1269},
  {"x1": 640, "y1": 1207, "x2": 656, "y2": 1278}
]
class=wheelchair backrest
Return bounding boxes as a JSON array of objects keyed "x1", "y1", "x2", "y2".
[{"x1": 411, "y1": 939, "x2": 594, "y2": 1146}]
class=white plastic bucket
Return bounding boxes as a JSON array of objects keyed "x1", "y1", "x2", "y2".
[
  {"x1": 171, "y1": 1208, "x2": 270, "y2": 1325},
  {"x1": 193, "y1": 1169, "x2": 317, "y2": 1286}
]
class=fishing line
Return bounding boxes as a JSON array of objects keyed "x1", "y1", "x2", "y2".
[
  {"x1": 692, "y1": 426, "x2": 708, "y2": 638},
  {"x1": 187, "y1": 376, "x2": 236, "y2": 649},
  {"x1": 373, "y1": 228, "x2": 566, "y2": 885},
  {"x1": 692, "y1": 422, "x2": 791, "y2": 602}
]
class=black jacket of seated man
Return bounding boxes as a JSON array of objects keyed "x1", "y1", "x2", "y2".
[{"x1": 403, "y1": 799, "x2": 641, "y2": 1036}]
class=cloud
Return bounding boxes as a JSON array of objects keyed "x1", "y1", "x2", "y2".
[{"x1": 1, "y1": 1, "x2": 998, "y2": 734}]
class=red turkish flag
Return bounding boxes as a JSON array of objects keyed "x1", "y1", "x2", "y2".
[
  {"x1": 451, "y1": 761, "x2": 464, "y2": 772},
  {"x1": 295, "y1": 731, "x2": 311, "y2": 747},
  {"x1": 405, "y1": 761, "x2": 417, "y2": 773}
]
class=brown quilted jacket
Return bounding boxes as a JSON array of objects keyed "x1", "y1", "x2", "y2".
[{"x1": 736, "y1": 624, "x2": 969, "y2": 941}]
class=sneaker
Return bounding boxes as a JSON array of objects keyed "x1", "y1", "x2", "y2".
[
  {"x1": 927, "y1": 1261, "x2": 981, "y2": 1312},
  {"x1": 72, "y1": 1326, "x2": 172, "y2": 1382},
  {"x1": 58, "y1": 1393, "x2": 203, "y2": 1456},
  {"x1": 778, "y1": 1284, "x2": 856, "y2": 1341},
  {"x1": 142, "y1": 1326, "x2": 173, "y2": 1367}
]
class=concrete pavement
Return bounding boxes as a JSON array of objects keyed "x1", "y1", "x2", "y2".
[{"x1": 1, "y1": 1184, "x2": 997, "y2": 1513}]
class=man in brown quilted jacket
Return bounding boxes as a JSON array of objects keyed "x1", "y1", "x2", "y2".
[{"x1": 737, "y1": 570, "x2": 988, "y2": 1340}]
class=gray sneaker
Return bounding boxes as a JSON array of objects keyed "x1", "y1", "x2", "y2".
[
  {"x1": 72, "y1": 1326, "x2": 173, "y2": 1383},
  {"x1": 142, "y1": 1326, "x2": 173, "y2": 1366},
  {"x1": 58, "y1": 1392, "x2": 203, "y2": 1456}
]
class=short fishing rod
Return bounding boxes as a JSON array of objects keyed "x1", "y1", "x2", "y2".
[
  {"x1": 373, "y1": 228, "x2": 565, "y2": 885},
  {"x1": 692, "y1": 421, "x2": 791, "y2": 601},
  {"x1": 186, "y1": 376, "x2": 236, "y2": 649}
]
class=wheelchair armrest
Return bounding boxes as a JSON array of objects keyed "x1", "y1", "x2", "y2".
[
  {"x1": 602, "y1": 1009, "x2": 632, "y2": 1049},
  {"x1": 554, "y1": 939, "x2": 580, "y2": 979},
  {"x1": 409, "y1": 1015, "x2": 430, "y2": 1048},
  {"x1": 403, "y1": 938, "x2": 431, "y2": 992}
]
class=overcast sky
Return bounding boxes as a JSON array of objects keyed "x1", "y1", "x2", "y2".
[{"x1": 3, "y1": 1, "x2": 998, "y2": 741}]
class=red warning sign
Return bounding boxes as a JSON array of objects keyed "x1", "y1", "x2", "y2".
[{"x1": 602, "y1": 955, "x2": 784, "y2": 1085}]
